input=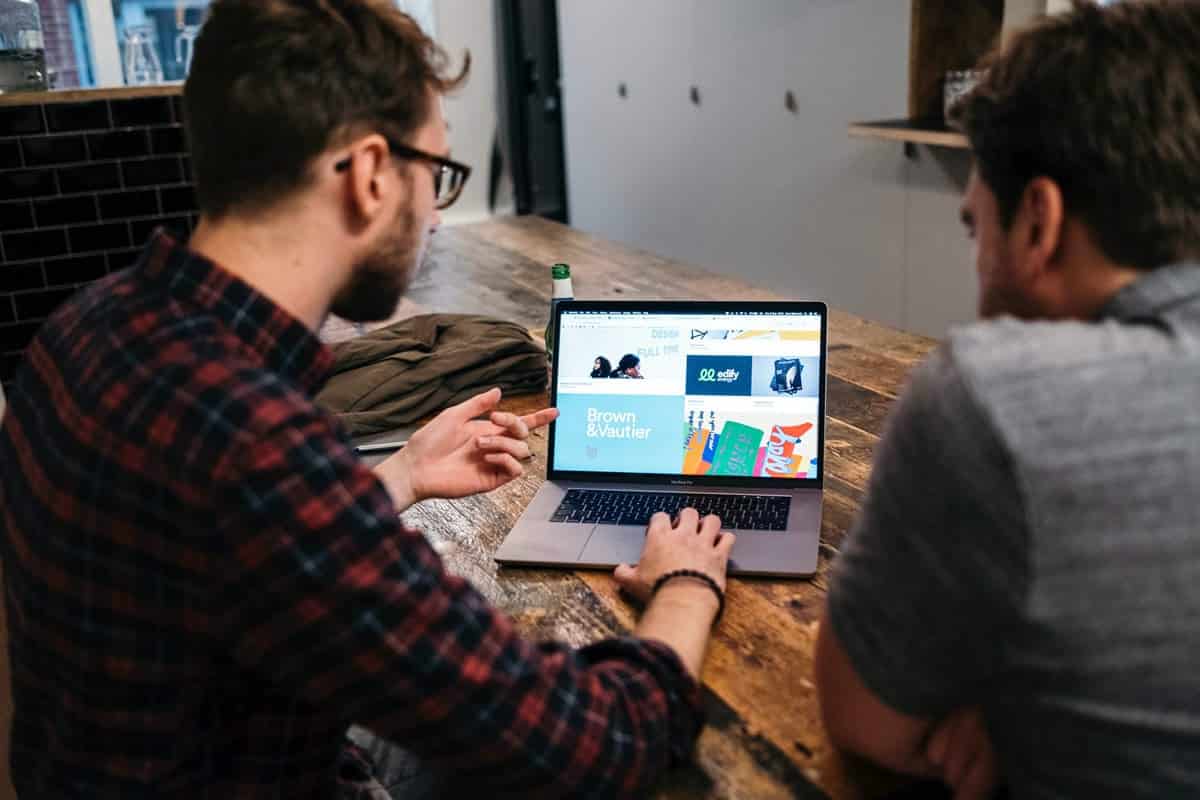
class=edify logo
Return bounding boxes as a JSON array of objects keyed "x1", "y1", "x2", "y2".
[{"x1": 696, "y1": 368, "x2": 741, "y2": 383}]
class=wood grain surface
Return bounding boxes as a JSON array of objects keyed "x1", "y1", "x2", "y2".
[{"x1": 324, "y1": 215, "x2": 941, "y2": 799}]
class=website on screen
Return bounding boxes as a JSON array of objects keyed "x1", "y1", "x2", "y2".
[{"x1": 553, "y1": 310, "x2": 823, "y2": 479}]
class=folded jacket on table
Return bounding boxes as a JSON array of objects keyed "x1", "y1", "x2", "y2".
[{"x1": 317, "y1": 313, "x2": 548, "y2": 437}]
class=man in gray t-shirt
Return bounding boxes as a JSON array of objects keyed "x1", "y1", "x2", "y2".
[{"x1": 816, "y1": 4, "x2": 1200, "y2": 798}]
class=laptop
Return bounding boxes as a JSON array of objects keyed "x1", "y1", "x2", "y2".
[{"x1": 496, "y1": 300, "x2": 827, "y2": 577}]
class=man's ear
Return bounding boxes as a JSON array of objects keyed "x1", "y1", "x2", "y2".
[
  {"x1": 345, "y1": 134, "x2": 394, "y2": 230},
  {"x1": 1013, "y1": 176, "x2": 1066, "y2": 281}
]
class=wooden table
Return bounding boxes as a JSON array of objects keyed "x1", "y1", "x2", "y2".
[{"x1": 323, "y1": 216, "x2": 938, "y2": 799}]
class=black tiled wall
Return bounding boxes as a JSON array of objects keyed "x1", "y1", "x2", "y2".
[{"x1": 0, "y1": 94, "x2": 198, "y2": 387}]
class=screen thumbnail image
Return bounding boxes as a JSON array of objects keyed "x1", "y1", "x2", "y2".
[
  {"x1": 684, "y1": 355, "x2": 821, "y2": 399},
  {"x1": 557, "y1": 322, "x2": 685, "y2": 382},
  {"x1": 682, "y1": 406, "x2": 820, "y2": 479},
  {"x1": 554, "y1": 393, "x2": 685, "y2": 474},
  {"x1": 751, "y1": 356, "x2": 820, "y2": 398}
]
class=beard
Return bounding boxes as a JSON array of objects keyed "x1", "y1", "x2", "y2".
[
  {"x1": 330, "y1": 204, "x2": 427, "y2": 323},
  {"x1": 976, "y1": 240, "x2": 1047, "y2": 321},
  {"x1": 978, "y1": 272, "x2": 1045, "y2": 320}
]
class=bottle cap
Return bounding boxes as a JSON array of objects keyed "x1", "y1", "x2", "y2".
[{"x1": 551, "y1": 263, "x2": 571, "y2": 280}]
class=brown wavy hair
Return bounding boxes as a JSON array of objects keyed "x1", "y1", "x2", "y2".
[
  {"x1": 954, "y1": 0, "x2": 1200, "y2": 270},
  {"x1": 183, "y1": 0, "x2": 469, "y2": 219}
]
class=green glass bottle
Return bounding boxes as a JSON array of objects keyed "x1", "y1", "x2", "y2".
[{"x1": 544, "y1": 263, "x2": 574, "y2": 364}]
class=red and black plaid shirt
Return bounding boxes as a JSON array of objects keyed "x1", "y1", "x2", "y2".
[{"x1": 0, "y1": 232, "x2": 703, "y2": 798}]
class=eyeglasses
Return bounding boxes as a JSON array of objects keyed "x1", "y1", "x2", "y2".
[{"x1": 335, "y1": 139, "x2": 472, "y2": 210}]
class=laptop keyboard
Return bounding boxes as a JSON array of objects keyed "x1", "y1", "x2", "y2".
[{"x1": 550, "y1": 489, "x2": 791, "y2": 531}]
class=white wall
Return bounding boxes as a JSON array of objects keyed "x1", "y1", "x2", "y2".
[
  {"x1": 429, "y1": 0, "x2": 511, "y2": 225},
  {"x1": 558, "y1": 0, "x2": 980, "y2": 338}
]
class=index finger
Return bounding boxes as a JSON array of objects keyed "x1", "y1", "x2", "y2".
[
  {"x1": 446, "y1": 387, "x2": 502, "y2": 422},
  {"x1": 521, "y1": 407, "x2": 559, "y2": 431},
  {"x1": 489, "y1": 411, "x2": 530, "y2": 439}
]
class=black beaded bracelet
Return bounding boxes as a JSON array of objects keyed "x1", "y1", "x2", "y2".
[{"x1": 650, "y1": 569, "x2": 725, "y2": 624}]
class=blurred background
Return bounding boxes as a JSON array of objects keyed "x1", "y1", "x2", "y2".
[{"x1": 0, "y1": 0, "x2": 1122, "y2": 337}]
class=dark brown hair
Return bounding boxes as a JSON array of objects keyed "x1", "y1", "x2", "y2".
[
  {"x1": 954, "y1": 0, "x2": 1200, "y2": 270},
  {"x1": 183, "y1": 0, "x2": 468, "y2": 219}
]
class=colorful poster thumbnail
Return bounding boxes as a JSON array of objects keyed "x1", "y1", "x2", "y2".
[{"x1": 683, "y1": 416, "x2": 817, "y2": 478}]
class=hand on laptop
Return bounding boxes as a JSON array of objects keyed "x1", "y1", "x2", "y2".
[
  {"x1": 614, "y1": 508, "x2": 734, "y2": 600},
  {"x1": 373, "y1": 388, "x2": 558, "y2": 509}
]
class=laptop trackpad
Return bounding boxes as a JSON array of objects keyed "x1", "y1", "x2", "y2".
[{"x1": 579, "y1": 525, "x2": 646, "y2": 567}]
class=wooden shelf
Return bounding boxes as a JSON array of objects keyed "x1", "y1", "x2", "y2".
[
  {"x1": 0, "y1": 83, "x2": 182, "y2": 107},
  {"x1": 848, "y1": 119, "x2": 968, "y2": 150},
  {"x1": 847, "y1": 1, "x2": 1000, "y2": 154}
]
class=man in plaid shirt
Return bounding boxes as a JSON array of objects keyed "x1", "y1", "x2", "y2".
[{"x1": 0, "y1": 1, "x2": 734, "y2": 797}]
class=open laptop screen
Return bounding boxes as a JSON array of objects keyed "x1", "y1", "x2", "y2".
[{"x1": 547, "y1": 301, "x2": 827, "y2": 487}]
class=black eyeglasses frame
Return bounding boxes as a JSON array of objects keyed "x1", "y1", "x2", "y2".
[{"x1": 334, "y1": 139, "x2": 472, "y2": 210}]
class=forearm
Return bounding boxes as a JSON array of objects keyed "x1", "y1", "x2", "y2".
[
  {"x1": 815, "y1": 608, "x2": 935, "y2": 776},
  {"x1": 635, "y1": 581, "x2": 720, "y2": 680}
]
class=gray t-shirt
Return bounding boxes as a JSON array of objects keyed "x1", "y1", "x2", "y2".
[{"x1": 829, "y1": 263, "x2": 1200, "y2": 798}]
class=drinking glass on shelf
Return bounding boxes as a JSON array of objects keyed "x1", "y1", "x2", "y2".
[
  {"x1": 943, "y1": 69, "x2": 983, "y2": 129},
  {"x1": 122, "y1": 24, "x2": 163, "y2": 86},
  {"x1": 175, "y1": 24, "x2": 199, "y2": 74}
]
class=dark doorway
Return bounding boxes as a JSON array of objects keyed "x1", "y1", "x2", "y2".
[{"x1": 496, "y1": 0, "x2": 569, "y2": 223}]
